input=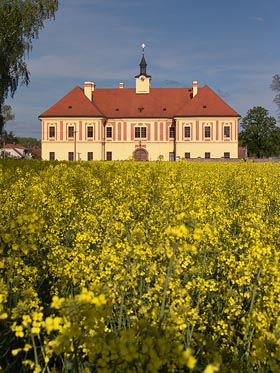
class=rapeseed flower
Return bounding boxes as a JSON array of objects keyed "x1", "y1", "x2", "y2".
[{"x1": 1, "y1": 161, "x2": 280, "y2": 371}]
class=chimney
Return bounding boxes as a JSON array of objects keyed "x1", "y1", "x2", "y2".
[
  {"x1": 84, "y1": 81, "x2": 95, "y2": 101},
  {"x1": 119, "y1": 82, "x2": 125, "y2": 89},
  {"x1": 192, "y1": 80, "x2": 198, "y2": 97}
]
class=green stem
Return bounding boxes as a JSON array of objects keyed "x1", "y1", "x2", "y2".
[
  {"x1": 73, "y1": 338, "x2": 80, "y2": 373},
  {"x1": 37, "y1": 333, "x2": 51, "y2": 373},
  {"x1": 31, "y1": 333, "x2": 39, "y2": 367},
  {"x1": 159, "y1": 251, "x2": 175, "y2": 326},
  {"x1": 243, "y1": 267, "x2": 262, "y2": 350}
]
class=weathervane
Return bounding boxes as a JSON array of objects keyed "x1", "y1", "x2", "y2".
[{"x1": 141, "y1": 43, "x2": 145, "y2": 55}]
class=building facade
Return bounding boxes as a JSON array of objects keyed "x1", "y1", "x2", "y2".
[{"x1": 39, "y1": 48, "x2": 240, "y2": 161}]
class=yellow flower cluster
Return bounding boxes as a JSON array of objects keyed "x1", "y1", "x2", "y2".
[{"x1": 0, "y1": 160, "x2": 280, "y2": 372}]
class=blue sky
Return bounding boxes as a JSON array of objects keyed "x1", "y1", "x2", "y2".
[{"x1": 5, "y1": 0, "x2": 280, "y2": 139}]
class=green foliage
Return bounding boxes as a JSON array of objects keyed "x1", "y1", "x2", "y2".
[
  {"x1": 239, "y1": 106, "x2": 279, "y2": 158},
  {"x1": 1, "y1": 105, "x2": 15, "y2": 126},
  {"x1": 0, "y1": 106, "x2": 15, "y2": 148},
  {"x1": 16, "y1": 137, "x2": 41, "y2": 148},
  {"x1": 0, "y1": 105, "x2": 16, "y2": 153},
  {"x1": 0, "y1": 0, "x2": 59, "y2": 132},
  {"x1": 1, "y1": 130, "x2": 18, "y2": 146},
  {"x1": 271, "y1": 74, "x2": 280, "y2": 120}
]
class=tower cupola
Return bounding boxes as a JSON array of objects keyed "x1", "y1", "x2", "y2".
[{"x1": 135, "y1": 43, "x2": 151, "y2": 94}]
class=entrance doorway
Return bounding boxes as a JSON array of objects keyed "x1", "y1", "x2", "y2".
[{"x1": 133, "y1": 148, "x2": 148, "y2": 161}]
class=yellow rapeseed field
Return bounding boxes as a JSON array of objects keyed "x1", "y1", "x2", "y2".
[{"x1": 0, "y1": 160, "x2": 279, "y2": 372}]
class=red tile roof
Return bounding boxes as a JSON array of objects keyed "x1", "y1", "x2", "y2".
[
  {"x1": 40, "y1": 87, "x2": 103, "y2": 117},
  {"x1": 39, "y1": 85, "x2": 240, "y2": 119},
  {"x1": 3, "y1": 144, "x2": 25, "y2": 157},
  {"x1": 5, "y1": 143, "x2": 25, "y2": 149}
]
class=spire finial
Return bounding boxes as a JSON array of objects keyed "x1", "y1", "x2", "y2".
[{"x1": 135, "y1": 43, "x2": 151, "y2": 80}]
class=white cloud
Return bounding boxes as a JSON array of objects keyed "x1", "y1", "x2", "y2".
[
  {"x1": 248, "y1": 16, "x2": 264, "y2": 22},
  {"x1": 5, "y1": 0, "x2": 280, "y2": 138}
]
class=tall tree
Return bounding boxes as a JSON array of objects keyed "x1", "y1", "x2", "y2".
[
  {"x1": 239, "y1": 106, "x2": 279, "y2": 158},
  {"x1": 2, "y1": 104, "x2": 15, "y2": 125},
  {"x1": 1, "y1": 130, "x2": 18, "y2": 145},
  {"x1": 271, "y1": 74, "x2": 280, "y2": 120},
  {"x1": 0, "y1": 105, "x2": 15, "y2": 146},
  {"x1": 0, "y1": 0, "x2": 59, "y2": 133}
]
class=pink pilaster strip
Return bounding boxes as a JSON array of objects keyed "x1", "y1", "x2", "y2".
[
  {"x1": 60, "y1": 121, "x2": 63, "y2": 141},
  {"x1": 118, "y1": 122, "x2": 122, "y2": 141},
  {"x1": 196, "y1": 121, "x2": 199, "y2": 141},
  {"x1": 154, "y1": 122, "x2": 158, "y2": 141},
  {"x1": 79, "y1": 121, "x2": 82, "y2": 140},
  {"x1": 165, "y1": 122, "x2": 169, "y2": 141},
  {"x1": 124, "y1": 122, "x2": 127, "y2": 141},
  {"x1": 112, "y1": 122, "x2": 116, "y2": 141},
  {"x1": 147, "y1": 123, "x2": 151, "y2": 141},
  {"x1": 160, "y1": 122, "x2": 164, "y2": 141}
]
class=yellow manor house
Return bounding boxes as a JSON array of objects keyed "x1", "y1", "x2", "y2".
[{"x1": 39, "y1": 46, "x2": 240, "y2": 161}]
